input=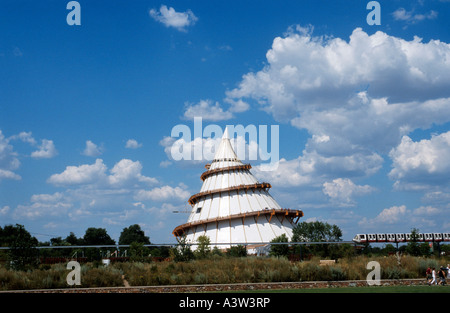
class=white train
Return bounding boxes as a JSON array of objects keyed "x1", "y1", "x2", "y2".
[{"x1": 353, "y1": 232, "x2": 450, "y2": 243}]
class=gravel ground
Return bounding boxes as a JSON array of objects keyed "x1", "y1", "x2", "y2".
[{"x1": 1, "y1": 278, "x2": 429, "y2": 293}]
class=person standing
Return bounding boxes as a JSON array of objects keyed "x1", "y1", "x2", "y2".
[
  {"x1": 426, "y1": 266, "x2": 432, "y2": 285},
  {"x1": 447, "y1": 264, "x2": 450, "y2": 281},
  {"x1": 447, "y1": 264, "x2": 450, "y2": 280},
  {"x1": 430, "y1": 267, "x2": 437, "y2": 285},
  {"x1": 438, "y1": 267, "x2": 446, "y2": 285}
]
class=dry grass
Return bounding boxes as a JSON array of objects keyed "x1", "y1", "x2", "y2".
[
  {"x1": 120, "y1": 255, "x2": 448, "y2": 286},
  {"x1": 0, "y1": 262, "x2": 123, "y2": 291},
  {"x1": 118, "y1": 256, "x2": 301, "y2": 286},
  {"x1": 0, "y1": 255, "x2": 447, "y2": 290}
]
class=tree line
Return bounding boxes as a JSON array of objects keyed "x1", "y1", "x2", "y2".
[
  {"x1": 0, "y1": 223, "x2": 151, "y2": 247},
  {"x1": 195, "y1": 222, "x2": 449, "y2": 260},
  {"x1": 0, "y1": 223, "x2": 167, "y2": 270},
  {"x1": 1, "y1": 222, "x2": 448, "y2": 271}
]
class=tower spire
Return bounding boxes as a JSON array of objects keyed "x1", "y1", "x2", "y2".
[{"x1": 222, "y1": 126, "x2": 230, "y2": 139}]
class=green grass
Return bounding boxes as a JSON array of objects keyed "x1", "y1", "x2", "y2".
[{"x1": 241, "y1": 285, "x2": 450, "y2": 293}]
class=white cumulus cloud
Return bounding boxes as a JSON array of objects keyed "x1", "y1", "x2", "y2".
[
  {"x1": 135, "y1": 185, "x2": 190, "y2": 202},
  {"x1": 48, "y1": 158, "x2": 157, "y2": 188},
  {"x1": 227, "y1": 26, "x2": 450, "y2": 121},
  {"x1": 389, "y1": 131, "x2": 450, "y2": 190},
  {"x1": 48, "y1": 159, "x2": 107, "y2": 186},
  {"x1": 225, "y1": 26, "x2": 450, "y2": 190},
  {"x1": 183, "y1": 99, "x2": 234, "y2": 121},
  {"x1": 125, "y1": 139, "x2": 143, "y2": 149},
  {"x1": 323, "y1": 178, "x2": 374, "y2": 207},
  {"x1": 392, "y1": 8, "x2": 438, "y2": 24},
  {"x1": 31, "y1": 139, "x2": 57, "y2": 159},
  {"x1": 374, "y1": 205, "x2": 408, "y2": 224},
  {"x1": 1, "y1": 130, "x2": 60, "y2": 181},
  {"x1": 149, "y1": 5, "x2": 198, "y2": 32},
  {"x1": 82, "y1": 140, "x2": 103, "y2": 157},
  {"x1": 108, "y1": 159, "x2": 158, "y2": 186}
]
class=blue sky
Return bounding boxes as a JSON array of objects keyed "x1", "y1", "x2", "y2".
[{"x1": 1, "y1": 0, "x2": 450, "y2": 243}]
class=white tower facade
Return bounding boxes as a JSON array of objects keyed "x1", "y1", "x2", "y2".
[{"x1": 172, "y1": 128, "x2": 303, "y2": 250}]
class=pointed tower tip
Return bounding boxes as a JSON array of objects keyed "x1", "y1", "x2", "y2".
[
  {"x1": 223, "y1": 127, "x2": 230, "y2": 139},
  {"x1": 212, "y1": 126, "x2": 239, "y2": 163}
]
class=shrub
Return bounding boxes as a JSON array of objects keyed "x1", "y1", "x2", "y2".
[
  {"x1": 0, "y1": 264, "x2": 67, "y2": 290},
  {"x1": 81, "y1": 266, "x2": 123, "y2": 287},
  {"x1": 129, "y1": 242, "x2": 150, "y2": 262},
  {"x1": 226, "y1": 245, "x2": 247, "y2": 257},
  {"x1": 418, "y1": 258, "x2": 439, "y2": 277},
  {"x1": 330, "y1": 266, "x2": 347, "y2": 281},
  {"x1": 194, "y1": 235, "x2": 211, "y2": 259},
  {"x1": 170, "y1": 237, "x2": 194, "y2": 262},
  {"x1": 269, "y1": 234, "x2": 290, "y2": 257},
  {"x1": 0, "y1": 262, "x2": 124, "y2": 290}
]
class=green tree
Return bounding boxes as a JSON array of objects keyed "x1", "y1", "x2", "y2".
[
  {"x1": 65, "y1": 232, "x2": 82, "y2": 245},
  {"x1": 333, "y1": 243, "x2": 355, "y2": 258},
  {"x1": 82, "y1": 227, "x2": 115, "y2": 261},
  {"x1": 41, "y1": 236, "x2": 70, "y2": 258},
  {"x1": 171, "y1": 236, "x2": 194, "y2": 262},
  {"x1": 211, "y1": 246, "x2": 224, "y2": 257},
  {"x1": 441, "y1": 244, "x2": 450, "y2": 255},
  {"x1": 291, "y1": 221, "x2": 343, "y2": 258},
  {"x1": 194, "y1": 235, "x2": 211, "y2": 259},
  {"x1": 40, "y1": 232, "x2": 82, "y2": 259},
  {"x1": 0, "y1": 224, "x2": 39, "y2": 270},
  {"x1": 405, "y1": 228, "x2": 421, "y2": 256},
  {"x1": 53, "y1": 237, "x2": 69, "y2": 246},
  {"x1": 226, "y1": 245, "x2": 247, "y2": 257},
  {"x1": 269, "y1": 234, "x2": 290, "y2": 257},
  {"x1": 82, "y1": 227, "x2": 115, "y2": 245},
  {"x1": 149, "y1": 246, "x2": 171, "y2": 258},
  {"x1": 119, "y1": 224, "x2": 150, "y2": 245},
  {"x1": 383, "y1": 244, "x2": 397, "y2": 255},
  {"x1": 292, "y1": 221, "x2": 343, "y2": 242},
  {"x1": 129, "y1": 242, "x2": 150, "y2": 262}
]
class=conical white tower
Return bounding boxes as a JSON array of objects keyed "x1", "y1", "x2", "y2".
[{"x1": 172, "y1": 128, "x2": 303, "y2": 251}]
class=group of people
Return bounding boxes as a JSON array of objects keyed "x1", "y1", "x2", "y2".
[{"x1": 426, "y1": 265, "x2": 449, "y2": 286}]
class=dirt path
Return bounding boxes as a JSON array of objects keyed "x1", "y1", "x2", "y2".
[{"x1": 0, "y1": 278, "x2": 429, "y2": 293}]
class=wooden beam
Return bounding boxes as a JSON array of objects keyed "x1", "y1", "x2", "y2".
[
  {"x1": 200, "y1": 164, "x2": 252, "y2": 181},
  {"x1": 188, "y1": 182, "x2": 272, "y2": 205},
  {"x1": 172, "y1": 208, "x2": 303, "y2": 238}
]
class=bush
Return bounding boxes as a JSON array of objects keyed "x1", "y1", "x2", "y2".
[
  {"x1": 194, "y1": 235, "x2": 211, "y2": 259},
  {"x1": 170, "y1": 237, "x2": 194, "y2": 262},
  {"x1": 226, "y1": 245, "x2": 247, "y2": 257},
  {"x1": 418, "y1": 258, "x2": 439, "y2": 277},
  {"x1": 129, "y1": 242, "x2": 150, "y2": 262},
  {"x1": 330, "y1": 266, "x2": 347, "y2": 281},
  {"x1": 269, "y1": 234, "x2": 290, "y2": 257},
  {"x1": 80, "y1": 266, "x2": 123, "y2": 287}
]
